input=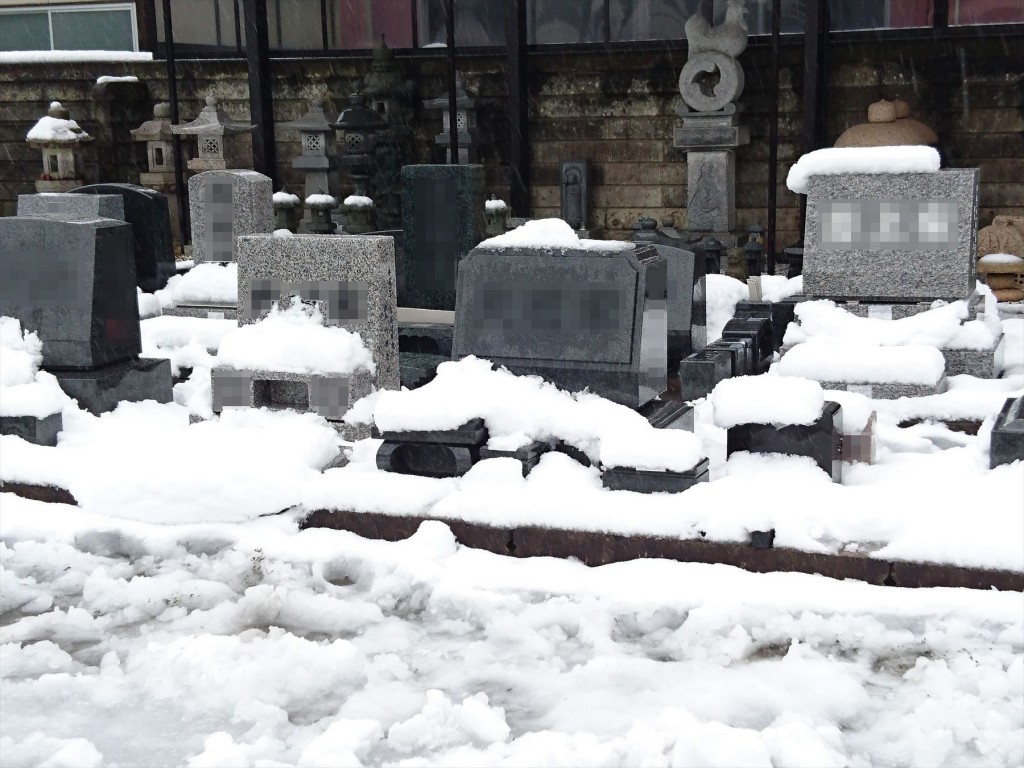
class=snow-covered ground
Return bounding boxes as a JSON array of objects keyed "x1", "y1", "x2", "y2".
[{"x1": 2, "y1": 502, "x2": 1022, "y2": 768}]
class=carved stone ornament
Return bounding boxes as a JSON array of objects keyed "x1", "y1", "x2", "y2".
[{"x1": 680, "y1": 0, "x2": 749, "y2": 113}]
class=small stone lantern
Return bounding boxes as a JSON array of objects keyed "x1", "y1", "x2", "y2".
[
  {"x1": 27, "y1": 101, "x2": 93, "y2": 192},
  {"x1": 273, "y1": 190, "x2": 302, "y2": 232},
  {"x1": 305, "y1": 193, "x2": 337, "y2": 235},
  {"x1": 484, "y1": 196, "x2": 509, "y2": 236},
  {"x1": 744, "y1": 238, "x2": 765, "y2": 278},
  {"x1": 171, "y1": 95, "x2": 255, "y2": 172},
  {"x1": 340, "y1": 194, "x2": 375, "y2": 235},
  {"x1": 701, "y1": 237, "x2": 724, "y2": 276},
  {"x1": 423, "y1": 72, "x2": 479, "y2": 164},
  {"x1": 131, "y1": 102, "x2": 175, "y2": 178},
  {"x1": 279, "y1": 98, "x2": 338, "y2": 224},
  {"x1": 334, "y1": 92, "x2": 387, "y2": 201}
]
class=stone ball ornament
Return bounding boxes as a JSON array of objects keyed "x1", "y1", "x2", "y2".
[{"x1": 679, "y1": 52, "x2": 746, "y2": 113}]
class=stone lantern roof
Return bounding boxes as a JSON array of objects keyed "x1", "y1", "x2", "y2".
[
  {"x1": 130, "y1": 102, "x2": 174, "y2": 142},
  {"x1": 423, "y1": 73, "x2": 475, "y2": 111},
  {"x1": 279, "y1": 98, "x2": 334, "y2": 134},
  {"x1": 171, "y1": 95, "x2": 255, "y2": 137},
  {"x1": 26, "y1": 101, "x2": 92, "y2": 147},
  {"x1": 333, "y1": 93, "x2": 387, "y2": 134}
]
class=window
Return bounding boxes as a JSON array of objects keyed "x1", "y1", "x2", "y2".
[
  {"x1": 0, "y1": 3, "x2": 138, "y2": 52},
  {"x1": 828, "y1": 0, "x2": 932, "y2": 30},
  {"x1": 417, "y1": 0, "x2": 505, "y2": 47},
  {"x1": 610, "y1": 0, "x2": 699, "y2": 42},
  {"x1": 156, "y1": 0, "x2": 243, "y2": 53},
  {"x1": 335, "y1": 0, "x2": 414, "y2": 49},
  {"x1": 950, "y1": 0, "x2": 1024, "y2": 24}
]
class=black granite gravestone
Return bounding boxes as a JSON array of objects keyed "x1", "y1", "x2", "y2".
[
  {"x1": 734, "y1": 297, "x2": 804, "y2": 352},
  {"x1": 721, "y1": 316, "x2": 774, "y2": 373},
  {"x1": 453, "y1": 241, "x2": 668, "y2": 408},
  {"x1": 650, "y1": 243, "x2": 707, "y2": 371},
  {"x1": 400, "y1": 165, "x2": 486, "y2": 310},
  {"x1": 990, "y1": 396, "x2": 1024, "y2": 469},
  {"x1": 727, "y1": 401, "x2": 843, "y2": 482},
  {"x1": 679, "y1": 347, "x2": 733, "y2": 402},
  {"x1": 72, "y1": 183, "x2": 177, "y2": 292}
]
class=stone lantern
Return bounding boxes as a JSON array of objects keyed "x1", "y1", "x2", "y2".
[
  {"x1": 334, "y1": 92, "x2": 387, "y2": 230},
  {"x1": 423, "y1": 72, "x2": 479, "y2": 164},
  {"x1": 131, "y1": 102, "x2": 182, "y2": 241},
  {"x1": 27, "y1": 101, "x2": 93, "y2": 192},
  {"x1": 362, "y1": 38, "x2": 414, "y2": 131},
  {"x1": 484, "y1": 195, "x2": 509, "y2": 236},
  {"x1": 279, "y1": 98, "x2": 338, "y2": 231},
  {"x1": 273, "y1": 190, "x2": 302, "y2": 232},
  {"x1": 170, "y1": 95, "x2": 255, "y2": 172},
  {"x1": 305, "y1": 193, "x2": 337, "y2": 235}
]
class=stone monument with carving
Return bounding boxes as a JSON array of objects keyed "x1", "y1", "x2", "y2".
[{"x1": 673, "y1": 0, "x2": 751, "y2": 234}]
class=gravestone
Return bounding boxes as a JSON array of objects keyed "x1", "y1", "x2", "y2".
[
  {"x1": 649, "y1": 243, "x2": 707, "y2": 368},
  {"x1": 727, "y1": 402, "x2": 844, "y2": 483},
  {"x1": 720, "y1": 316, "x2": 773, "y2": 374},
  {"x1": 990, "y1": 396, "x2": 1024, "y2": 469},
  {"x1": 188, "y1": 170, "x2": 273, "y2": 264},
  {"x1": 18, "y1": 192, "x2": 124, "y2": 220},
  {"x1": 678, "y1": 347, "x2": 732, "y2": 402},
  {"x1": 400, "y1": 164, "x2": 486, "y2": 310},
  {"x1": 803, "y1": 169, "x2": 980, "y2": 302},
  {"x1": 235, "y1": 233, "x2": 400, "y2": 391},
  {"x1": 452, "y1": 240, "x2": 667, "y2": 408},
  {"x1": 0, "y1": 215, "x2": 171, "y2": 414},
  {"x1": 72, "y1": 183, "x2": 178, "y2": 291}
]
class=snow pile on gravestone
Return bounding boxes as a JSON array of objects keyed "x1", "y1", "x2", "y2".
[
  {"x1": 0, "y1": 317, "x2": 66, "y2": 418},
  {"x1": 786, "y1": 146, "x2": 940, "y2": 194},
  {"x1": 711, "y1": 375, "x2": 825, "y2": 429},
  {"x1": 478, "y1": 218, "x2": 634, "y2": 252},
  {"x1": 774, "y1": 344, "x2": 946, "y2": 385},
  {"x1": 159, "y1": 262, "x2": 239, "y2": 305},
  {"x1": 784, "y1": 298, "x2": 1000, "y2": 350},
  {"x1": 217, "y1": 302, "x2": 374, "y2": 376},
  {"x1": 758, "y1": 275, "x2": 803, "y2": 302},
  {"x1": 706, "y1": 274, "x2": 749, "y2": 342},
  {"x1": 361, "y1": 356, "x2": 704, "y2": 472}
]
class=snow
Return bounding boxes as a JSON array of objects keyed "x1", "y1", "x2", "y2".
[
  {"x1": 706, "y1": 273, "x2": 749, "y2": 342},
  {"x1": 485, "y1": 198, "x2": 508, "y2": 212},
  {"x1": 823, "y1": 389, "x2": 874, "y2": 433},
  {"x1": 711, "y1": 376, "x2": 825, "y2": 428},
  {"x1": 95, "y1": 75, "x2": 139, "y2": 84},
  {"x1": 0, "y1": 318, "x2": 66, "y2": 419},
  {"x1": 158, "y1": 262, "x2": 238, "y2": 305},
  {"x1": 343, "y1": 195, "x2": 374, "y2": 208},
  {"x1": 773, "y1": 343, "x2": 947, "y2": 385},
  {"x1": 272, "y1": 191, "x2": 301, "y2": 207},
  {"x1": 787, "y1": 146, "x2": 941, "y2": 194},
  {"x1": 217, "y1": 303, "x2": 374, "y2": 376},
  {"x1": 366, "y1": 357, "x2": 704, "y2": 472},
  {"x1": 758, "y1": 274, "x2": 803, "y2": 302},
  {"x1": 979, "y1": 252, "x2": 1024, "y2": 267},
  {"x1": 26, "y1": 115, "x2": 89, "y2": 144},
  {"x1": 273, "y1": 229, "x2": 294, "y2": 237},
  {"x1": 479, "y1": 218, "x2": 635, "y2": 253},
  {"x1": 0, "y1": 50, "x2": 153, "y2": 64},
  {"x1": 305, "y1": 193, "x2": 337, "y2": 207}
]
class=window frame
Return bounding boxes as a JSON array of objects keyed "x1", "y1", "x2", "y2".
[{"x1": 0, "y1": 2, "x2": 140, "y2": 52}]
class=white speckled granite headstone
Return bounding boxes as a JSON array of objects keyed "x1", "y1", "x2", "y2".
[
  {"x1": 188, "y1": 170, "x2": 273, "y2": 264},
  {"x1": 803, "y1": 169, "x2": 979, "y2": 302},
  {"x1": 235, "y1": 233, "x2": 399, "y2": 391}
]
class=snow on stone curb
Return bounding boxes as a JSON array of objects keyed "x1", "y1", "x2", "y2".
[
  {"x1": 773, "y1": 343, "x2": 946, "y2": 385},
  {"x1": 365, "y1": 356, "x2": 704, "y2": 472},
  {"x1": 158, "y1": 262, "x2": 238, "y2": 305},
  {"x1": 95, "y1": 75, "x2": 139, "y2": 84},
  {"x1": 712, "y1": 376, "x2": 825, "y2": 429},
  {"x1": 217, "y1": 303, "x2": 374, "y2": 376},
  {"x1": 786, "y1": 146, "x2": 941, "y2": 195},
  {"x1": 1, "y1": 50, "x2": 153, "y2": 64},
  {"x1": 479, "y1": 218, "x2": 634, "y2": 253}
]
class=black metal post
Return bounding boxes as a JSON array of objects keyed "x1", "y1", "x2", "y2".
[
  {"x1": 161, "y1": 0, "x2": 189, "y2": 244},
  {"x1": 139, "y1": 0, "x2": 159, "y2": 54},
  {"x1": 766, "y1": 0, "x2": 780, "y2": 271},
  {"x1": 934, "y1": 0, "x2": 950, "y2": 28},
  {"x1": 505, "y1": 0, "x2": 529, "y2": 213},
  {"x1": 320, "y1": 0, "x2": 329, "y2": 49},
  {"x1": 242, "y1": 0, "x2": 277, "y2": 185},
  {"x1": 797, "y1": 0, "x2": 828, "y2": 243},
  {"x1": 446, "y1": 0, "x2": 459, "y2": 163}
]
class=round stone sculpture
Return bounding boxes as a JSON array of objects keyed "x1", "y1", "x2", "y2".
[
  {"x1": 835, "y1": 98, "x2": 938, "y2": 148},
  {"x1": 679, "y1": 51, "x2": 745, "y2": 113}
]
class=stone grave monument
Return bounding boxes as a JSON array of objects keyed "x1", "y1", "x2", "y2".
[
  {"x1": 0, "y1": 215, "x2": 172, "y2": 414},
  {"x1": 560, "y1": 161, "x2": 591, "y2": 235},
  {"x1": 400, "y1": 164, "x2": 486, "y2": 310},
  {"x1": 188, "y1": 169, "x2": 274, "y2": 264}
]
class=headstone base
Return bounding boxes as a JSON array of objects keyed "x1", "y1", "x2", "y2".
[
  {"x1": 990, "y1": 396, "x2": 1024, "y2": 469},
  {"x1": 820, "y1": 379, "x2": 949, "y2": 400},
  {"x1": 162, "y1": 304, "x2": 239, "y2": 320},
  {"x1": 375, "y1": 418, "x2": 487, "y2": 478},
  {"x1": 727, "y1": 402, "x2": 843, "y2": 482},
  {"x1": 942, "y1": 340, "x2": 1002, "y2": 378},
  {"x1": 479, "y1": 440, "x2": 551, "y2": 477},
  {"x1": 52, "y1": 358, "x2": 173, "y2": 415},
  {"x1": 601, "y1": 458, "x2": 710, "y2": 494},
  {"x1": 0, "y1": 411, "x2": 63, "y2": 446},
  {"x1": 679, "y1": 348, "x2": 732, "y2": 402}
]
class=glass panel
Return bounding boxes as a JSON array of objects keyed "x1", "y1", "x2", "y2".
[
  {"x1": 528, "y1": 0, "x2": 605, "y2": 44},
  {"x1": 52, "y1": 9, "x2": 135, "y2": 51},
  {"x1": 828, "y1": 0, "x2": 932, "y2": 30},
  {"x1": 335, "y1": 0, "x2": 414, "y2": 49},
  {"x1": 950, "y1": 0, "x2": 1024, "y2": 24},
  {"x1": 160, "y1": 0, "x2": 240, "y2": 51},
  {"x1": 715, "y1": 0, "x2": 805, "y2": 35},
  {"x1": 270, "y1": 0, "x2": 322, "y2": 49},
  {"x1": 610, "y1": 0, "x2": 697, "y2": 41},
  {"x1": 417, "y1": 0, "x2": 505, "y2": 47},
  {"x1": 0, "y1": 12, "x2": 52, "y2": 51}
]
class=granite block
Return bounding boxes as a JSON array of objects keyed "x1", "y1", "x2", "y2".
[
  {"x1": 18, "y1": 193, "x2": 124, "y2": 220},
  {"x1": 727, "y1": 401, "x2": 843, "y2": 482},
  {"x1": 685, "y1": 151, "x2": 735, "y2": 232},
  {"x1": 400, "y1": 164, "x2": 486, "y2": 310},
  {"x1": 601, "y1": 458, "x2": 710, "y2": 494},
  {"x1": 399, "y1": 322, "x2": 454, "y2": 356},
  {"x1": 0, "y1": 215, "x2": 140, "y2": 369},
  {"x1": 53, "y1": 357, "x2": 172, "y2": 415},
  {"x1": 376, "y1": 441, "x2": 477, "y2": 478},
  {"x1": 72, "y1": 183, "x2": 178, "y2": 291},
  {"x1": 820, "y1": 379, "x2": 948, "y2": 399},
  {"x1": 399, "y1": 351, "x2": 446, "y2": 389},
  {"x1": 650, "y1": 243, "x2": 707, "y2": 369},
  {"x1": 376, "y1": 418, "x2": 487, "y2": 446},
  {"x1": 637, "y1": 398, "x2": 696, "y2": 431},
  {"x1": 803, "y1": 169, "x2": 980, "y2": 301},
  {"x1": 734, "y1": 297, "x2": 802, "y2": 352},
  {"x1": 188, "y1": 170, "x2": 273, "y2": 264},
  {"x1": 236, "y1": 234, "x2": 400, "y2": 392},
  {"x1": 211, "y1": 366, "x2": 371, "y2": 418},
  {"x1": 942, "y1": 343, "x2": 1000, "y2": 379},
  {"x1": 679, "y1": 348, "x2": 732, "y2": 402},
  {"x1": 453, "y1": 242, "x2": 667, "y2": 408},
  {"x1": 0, "y1": 411, "x2": 63, "y2": 446},
  {"x1": 160, "y1": 304, "x2": 238, "y2": 320},
  {"x1": 705, "y1": 338, "x2": 753, "y2": 376},
  {"x1": 721, "y1": 316, "x2": 774, "y2": 373},
  {"x1": 990, "y1": 396, "x2": 1024, "y2": 469}
]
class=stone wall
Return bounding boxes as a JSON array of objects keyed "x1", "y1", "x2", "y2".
[{"x1": 1, "y1": 34, "x2": 1021, "y2": 250}]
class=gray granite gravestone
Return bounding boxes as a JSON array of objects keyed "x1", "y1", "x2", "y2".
[
  {"x1": 0, "y1": 215, "x2": 172, "y2": 414},
  {"x1": 234, "y1": 233, "x2": 400, "y2": 392},
  {"x1": 72, "y1": 183, "x2": 178, "y2": 291},
  {"x1": 452, "y1": 240, "x2": 667, "y2": 408},
  {"x1": 649, "y1": 243, "x2": 707, "y2": 368},
  {"x1": 17, "y1": 192, "x2": 124, "y2": 220},
  {"x1": 400, "y1": 164, "x2": 486, "y2": 310},
  {"x1": 188, "y1": 170, "x2": 273, "y2": 264},
  {"x1": 803, "y1": 169, "x2": 980, "y2": 302}
]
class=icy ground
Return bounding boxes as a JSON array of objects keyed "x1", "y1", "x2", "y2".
[{"x1": 2, "y1": 502, "x2": 1022, "y2": 768}]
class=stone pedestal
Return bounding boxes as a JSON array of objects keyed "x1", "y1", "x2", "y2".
[{"x1": 673, "y1": 110, "x2": 749, "y2": 234}]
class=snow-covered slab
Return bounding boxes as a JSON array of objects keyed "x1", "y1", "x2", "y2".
[
  {"x1": 712, "y1": 375, "x2": 825, "y2": 428},
  {"x1": 774, "y1": 343, "x2": 946, "y2": 386},
  {"x1": 158, "y1": 262, "x2": 239, "y2": 306},
  {"x1": 787, "y1": 146, "x2": 941, "y2": 195},
  {"x1": 477, "y1": 218, "x2": 634, "y2": 253}
]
